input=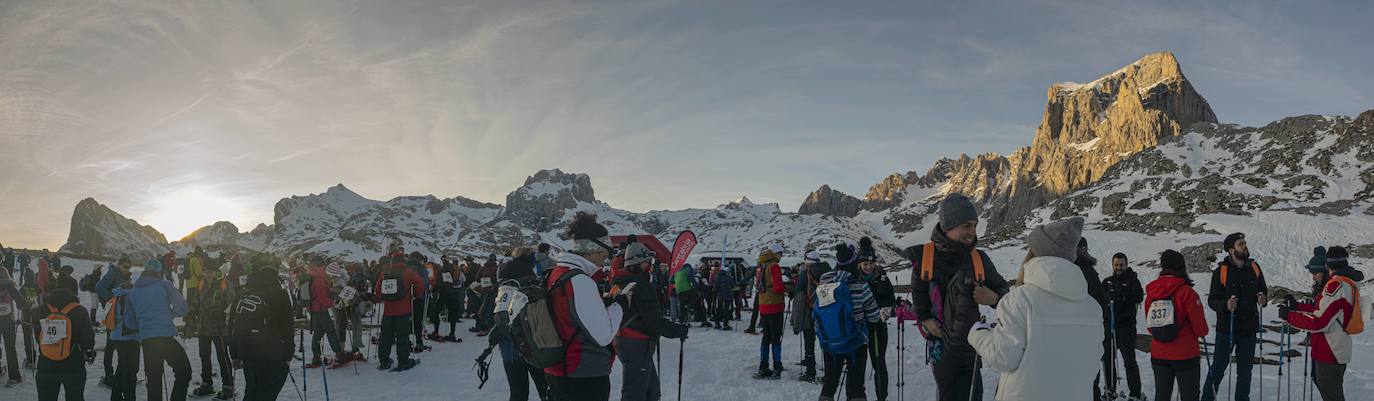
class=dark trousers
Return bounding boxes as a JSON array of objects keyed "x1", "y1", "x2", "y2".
[
  {"x1": 503, "y1": 359, "x2": 550, "y2": 401},
  {"x1": 713, "y1": 299, "x2": 734, "y2": 326},
  {"x1": 411, "y1": 298, "x2": 427, "y2": 345},
  {"x1": 747, "y1": 295, "x2": 760, "y2": 330},
  {"x1": 1, "y1": 319, "x2": 20, "y2": 381},
  {"x1": 1152, "y1": 357, "x2": 1201, "y2": 401},
  {"x1": 866, "y1": 322, "x2": 890, "y2": 400},
  {"x1": 1201, "y1": 332, "x2": 1256, "y2": 401},
  {"x1": 110, "y1": 340, "x2": 141, "y2": 401},
  {"x1": 142, "y1": 337, "x2": 192, "y2": 401},
  {"x1": 36, "y1": 368, "x2": 85, "y2": 401},
  {"x1": 760, "y1": 313, "x2": 784, "y2": 368},
  {"x1": 378, "y1": 314, "x2": 412, "y2": 363},
  {"x1": 932, "y1": 345, "x2": 982, "y2": 401},
  {"x1": 309, "y1": 310, "x2": 341, "y2": 361},
  {"x1": 821, "y1": 351, "x2": 869, "y2": 400},
  {"x1": 801, "y1": 329, "x2": 817, "y2": 375},
  {"x1": 241, "y1": 360, "x2": 288, "y2": 401},
  {"x1": 615, "y1": 337, "x2": 660, "y2": 401},
  {"x1": 546, "y1": 374, "x2": 611, "y2": 401},
  {"x1": 444, "y1": 293, "x2": 464, "y2": 335},
  {"x1": 196, "y1": 336, "x2": 231, "y2": 386},
  {"x1": 1314, "y1": 362, "x2": 1346, "y2": 401},
  {"x1": 1095, "y1": 327, "x2": 1143, "y2": 398},
  {"x1": 102, "y1": 332, "x2": 114, "y2": 378}
]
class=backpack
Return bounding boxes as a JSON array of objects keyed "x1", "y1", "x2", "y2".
[
  {"x1": 297, "y1": 277, "x2": 313, "y2": 302},
  {"x1": 79, "y1": 274, "x2": 97, "y2": 292},
  {"x1": 40, "y1": 303, "x2": 81, "y2": 361},
  {"x1": 230, "y1": 291, "x2": 274, "y2": 348},
  {"x1": 498, "y1": 269, "x2": 583, "y2": 369},
  {"x1": 1218, "y1": 260, "x2": 1262, "y2": 287},
  {"x1": 379, "y1": 268, "x2": 407, "y2": 302},
  {"x1": 101, "y1": 298, "x2": 117, "y2": 328},
  {"x1": 1329, "y1": 275, "x2": 1365, "y2": 335},
  {"x1": 1145, "y1": 292, "x2": 1182, "y2": 342},
  {"x1": 812, "y1": 273, "x2": 867, "y2": 355}
]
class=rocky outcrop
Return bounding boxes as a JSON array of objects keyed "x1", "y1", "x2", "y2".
[
  {"x1": 180, "y1": 221, "x2": 242, "y2": 245},
  {"x1": 798, "y1": 185, "x2": 862, "y2": 217},
  {"x1": 59, "y1": 198, "x2": 169, "y2": 259},
  {"x1": 502, "y1": 169, "x2": 597, "y2": 232}
]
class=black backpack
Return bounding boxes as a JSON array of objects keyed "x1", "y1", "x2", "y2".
[
  {"x1": 79, "y1": 274, "x2": 97, "y2": 292},
  {"x1": 1145, "y1": 292, "x2": 1181, "y2": 342},
  {"x1": 230, "y1": 291, "x2": 273, "y2": 348},
  {"x1": 378, "y1": 268, "x2": 407, "y2": 302},
  {"x1": 498, "y1": 269, "x2": 582, "y2": 369}
]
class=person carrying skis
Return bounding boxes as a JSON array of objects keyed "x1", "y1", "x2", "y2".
[
  {"x1": 96, "y1": 256, "x2": 140, "y2": 400},
  {"x1": 1281, "y1": 245, "x2": 1363, "y2": 401},
  {"x1": 816, "y1": 242, "x2": 882, "y2": 400},
  {"x1": 902, "y1": 193, "x2": 1011, "y2": 401},
  {"x1": 1101, "y1": 252, "x2": 1145, "y2": 400},
  {"x1": 187, "y1": 262, "x2": 236, "y2": 399},
  {"x1": 968, "y1": 217, "x2": 1104, "y2": 401},
  {"x1": 1146, "y1": 250, "x2": 1209, "y2": 401},
  {"x1": 1201, "y1": 233, "x2": 1267, "y2": 401},
  {"x1": 123, "y1": 259, "x2": 191, "y2": 401},
  {"x1": 857, "y1": 238, "x2": 897, "y2": 400},
  {"x1": 613, "y1": 241, "x2": 690, "y2": 401},
  {"x1": 229, "y1": 267, "x2": 295, "y2": 401},
  {"x1": 543, "y1": 212, "x2": 625, "y2": 401},
  {"x1": 373, "y1": 252, "x2": 424, "y2": 371},
  {"x1": 0, "y1": 267, "x2": 34, "y2": 387},
  {"x1": 34, "y1": 288, "x2": 95, "y2": 401}
]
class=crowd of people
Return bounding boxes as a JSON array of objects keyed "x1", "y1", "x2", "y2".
[{"x1": 0, "y1": 190, "x2": 1365, "y2": 401}]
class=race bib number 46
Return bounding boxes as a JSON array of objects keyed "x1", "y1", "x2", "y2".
[
  {"x1": 0, "y1": 303, "x2": 11, "y2": 316},
  {"x1": 815, "y1": 283, "x2": 841, "y2": 307},
  {"x1": 41, "y1": 319, "x2": 68, "y2": 345},
  {"x1": 1145, "y1": 300, "x2": 1176, "y2": 329},
  {"x1": 381, "y1": 279, "x2": 399, "y2": 295}
]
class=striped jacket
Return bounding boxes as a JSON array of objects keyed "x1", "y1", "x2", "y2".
[{"x1": 819, "y1": 269, "x2": 881, "y2": 324}]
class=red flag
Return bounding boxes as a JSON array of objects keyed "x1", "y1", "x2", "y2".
[{"x1": 668, "y1": 231, "x2": 697, "y2": 276}]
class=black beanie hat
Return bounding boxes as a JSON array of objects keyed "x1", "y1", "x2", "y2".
[
  {"x1": 1160, "y1": 250, "x2": 1187, "y2": 273},
  {"x1": 1326, "y1": 246, "x2": 1350, "y2": 269},
  {"x1": 857, "y1": 237, "x2": 877, "y2": 263},
  {"x1": 565, "y1": 212, "x2": 609, "y2": 241},
  {"x1": 498, "y1": 252, "x2": 537, "y2": 280},
  {"x1": 1224, "y1": 233, "x2": 1246, "y2": 251},
  {"x1": 834, "y1": 243, "x2": 858, "y2": 270}
]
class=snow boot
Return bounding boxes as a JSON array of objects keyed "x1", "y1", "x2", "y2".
[
  {"x1": 4, "y1": 377, "x2": 20, "y2": 388},
  {"x1": 443, "y1": 335, "x2": 461, "y2": 343},
  {"x1": 391, "y1": 359, "x2": 419, "y2": 372},
  {"x1": 743, "y1": 328, "x2": 757, "y2": 335},
  {"x1": 327, "y1": 357, "x2": 351, "y2": 370},
  {"x1": 468, "y1": 326, "x2": 483, "y2": 333},
  {"x1": 752, "y1": 365, "x2": 775, "y2": 380},
  {"x1": 214, "y1": 386, "x2": 235, "y2": 400},
  {"x1": 100, "y1": 375, "x2": 114, "y2": 387},
  {"x1": 304, "y1": 359, "x2": 324, "y2": 369},
  {"x1": 377, "y1": 359, "x2": 393, "y2": 371},
  {"x1": 350, "y1": 351, "x2": 366, "y2": 362},
  {"x1": 192, "y1": 382, "x2": 216, "y2": 397},
  {"x1": 413, "y1": 345, "x2": 431, "y2": 353},
  {"x1": 798, "y1": 372, "x2": 817, "y2": 383},
  {"x1": 426, "y1": 333, "x2": 445, "y2": 342}
]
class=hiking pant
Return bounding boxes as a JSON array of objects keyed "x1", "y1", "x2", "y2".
[
  {"x1": 308, "y1": 310, "x2": 342, "y2": 361},
  {"x1": 241, "y1": 359, "x2": 288, "y2": 401},
  {"x1": 713, "y1": 299, "x2": 734, "y2": 326},
  {"x1": 1201, "y1": 332, "x2": 1256, "y2": 401},
  {"x1": 110, "y1": 340, "x2": 141, "y2": 401},
  {"x1": 615, "y1": 337, "x2": 661, "y2": 401},
  {"x1": 467, "y1": 290, "x2": 482, "y2": 317},
  {"x1": 102, "y1": 331, "x2": 114, "y2": 379},
  {"x1": 334, "y1": 305, "x2": 363, "y2": 352},
  {"x1": 142, "y1": 337, "x2": 192, "y2": 401},
  {"x1": 760, "y1": 313, "x2": 784, "y2": 369},
  {"x1": 22, "y1": 309, "x2": 37, "y2": 362},
  {"x1": 378, "y1": 314, "x2": 412, "y2": 364},
  {"x1": 801, "y1": 328, "x2": 817, "y2": 376},
  {"x1": 1, "y1": 319, "x2": 20, "y2": 381},
  {"x1": 932, "y1": 344, "x2": 983, "y2": 401},
  {"x1": 196, "y1": 336, "x2": 231, "y2": 387},
  {"x1": 36, "y1": 368, "x2": 85, "y2": 401},
  {"x1": 821, "y1": 351, "x2": 869, "y2": 400},
  {"x1": 444, "y1": 291, "x2": 463, "y2": 335},
  {"x1": 1095, "y1": 326, "x2": 1144, "y2": 399},
  {"x1": 747, "y1": 295, "x2": 760, "y2": 330},
  {"x1": 866, "y1": 322, "x2": 890, "y2": 401},
  {"x1": 545, "y1": 374, "x2": 611, "y2": 401},
  {"x1": 411, "y1": 297, "x2": 427, "y2": 345},
  {"x1": 428, "y1": 295, "x2": 443, "y2": 333},
  {"x1": 734, "y1": 293, "x2": 745, "y2": 319},
  {"x1": 1152, "y1": 357, "x2": 1201, "y2": 401},
  {"x1": 1314, "y1": 362, "x2": 1346, "y2": 401},
  {"x1": 503, "y1": 359, "x2": 550, "y2": 401}
]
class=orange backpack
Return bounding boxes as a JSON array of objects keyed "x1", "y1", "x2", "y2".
[
  {"x1": 40, "y1": 303, "x2": 81, "y2": 361},
  {"x1": 918, "y1": 242, "x2": 985, "y2": 283},
  {"x1": 1218, "y1": 260, "x2": 1263, "y2": 287},
  {"x1": 1329, "y1": 275, "x2": 1365, "y2": 335},
  {"x1": 101, "y1": 298, "x2": 118, "y2": 328}
]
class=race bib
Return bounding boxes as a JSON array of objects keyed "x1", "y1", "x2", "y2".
[
  {"x1": 495, "y1": 286, "x2": 529, "y2": 324},
  {"x1": 239, "y1": 275, "x2": 248, "y2": 286},
  {"x1": 381, "y1": 279, "x2": 399, "y2": 295},
  {"x1": 442, "y1": 272, "x2": 454, "y2": 283},
  {"x1": 1145, "y1": 300, "x2": 1176, "y2": 329},
  {"x1": 338, "y1": 286, "x2": 358, "y2": 302},
  {"x1": 0, "y1": 303, "x2": 11, "y2": 316},
  {"x1": 40, "y1": 319, "x2": 68, "y2": 345},
  {"x1": 815, "y1": 283, "x2": 841, "y2": 307},
  {"x1": 481, "y1": 278, "x2": 493, "y2": 287}
]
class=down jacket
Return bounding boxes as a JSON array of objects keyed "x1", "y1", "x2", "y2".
[{"x1": 968, "y1": 256, "x2": 1102, "y2": 401}]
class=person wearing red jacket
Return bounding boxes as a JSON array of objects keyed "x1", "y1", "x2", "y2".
[
  {"x1": 303, "y1": 257, "x2": 344, "y2": 368},
  {"x1": 372, "y1": 253, "x2": 425, "y2": 371},
  {"x1": 1144, "y1": 250, "x2": 1209, "y2": 401},
  {"x1": 1282, "y1": 246, "x2": 1363, "y2": 401},
  {"x1": 753, "y1": 244, "x2": 787, "y2": 379}
]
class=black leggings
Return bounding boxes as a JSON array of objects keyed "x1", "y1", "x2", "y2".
[
  {"x1": 821, "y1": 351, "x2": 869, "y2": 400},
  {"x1": 1151, "y1": 357, "x2": 1200, "y2": 401},
  {"x1": 111, "y1": 340, "x2": 141, "y2": 401},
  {"x1": 504, "y1": 360, "x2": 550, "y2": 401},
  {"x1": 197, "y1": 336, "x2": 232, "y2": 386},
  {"x1": 142, "y1": 337, "x2": 192, "y2": 401},
  {"x1": 867, "y1": 322, "x2": 890, "y2": 400},
  {"x1": 545, "y1": 374, "x2": 610, "y2": 401}
]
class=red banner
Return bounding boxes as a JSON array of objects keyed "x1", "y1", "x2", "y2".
[{"x1": 668, "y1": 231, "x2": 697, "y2": 276}]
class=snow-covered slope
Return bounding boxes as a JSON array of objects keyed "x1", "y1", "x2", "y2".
[{"x1": 58, "y1": 198, "x2": 169, "y2": 259}]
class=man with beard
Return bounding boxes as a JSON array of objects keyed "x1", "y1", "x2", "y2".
[
  {"x1": 1201, "y1": 233, "x2": 1267, "y2": 401},
  {"x1": 903, "y1": 193, "x2": 1011, "y2": 401}
]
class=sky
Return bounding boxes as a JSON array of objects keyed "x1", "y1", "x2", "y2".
[{"x1": 1, "y1": 0, "x2": 1371, "y2": 249}]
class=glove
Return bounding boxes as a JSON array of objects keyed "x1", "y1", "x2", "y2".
[
  {"x1": 1278, "y1": 294, "x2": 1298, "y2": 318},
  {"x1": 880, "y1": 307, "x2": 893, "y2": 321},
  {"x1": 972, "y1": 320, "x2": 996, "y2": 331},
  {"x1": 84, "y1": 349, "x2": 96, "y2": 364}
]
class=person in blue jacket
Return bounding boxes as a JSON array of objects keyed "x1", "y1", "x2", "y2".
[
  {"x1": 120, "y1": 259, "x2": 190, "y2": 401},
  {"x1": 96, "y1": 256, "x2": 141, "y2": 401}
]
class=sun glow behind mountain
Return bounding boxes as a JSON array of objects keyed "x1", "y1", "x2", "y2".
[{"x1": 143, "y1": 185, "x2": 249, "y2": 242}]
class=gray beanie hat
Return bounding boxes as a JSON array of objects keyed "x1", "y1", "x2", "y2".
[
  {"x1": 622, "y1": 242, "x2": 654, "y2": 267},
  {"x1": 939, "y1": 193, "x2": 978, "y2": 228},
  {"x1": 1027, "y1": 217, "x2": 1085, "y2": 261}
]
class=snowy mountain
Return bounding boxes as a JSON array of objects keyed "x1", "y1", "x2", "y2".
[{"x1": 58, "y1": 198, "x2": 170, "y2": 259}]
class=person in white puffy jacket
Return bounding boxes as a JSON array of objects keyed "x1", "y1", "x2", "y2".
[{"x1": 968, "y1": 217, "x2": 1103, "y2": 401}]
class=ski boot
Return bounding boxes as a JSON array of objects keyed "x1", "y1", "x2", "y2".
[
  {"x1": 391, "y1": 359, "x2": 419, "y2": 372},
  {"x1": 377, "y1": 359, "x2": 393, "y2": 371},
  {"x1": 797, "y1": 372, "x2": 817, "y2": 383},
  {"x1": 4, "y1": 377, "x2": 21, "y2": 388},
  {"x1": 192, "y1": 382, "x2": 216, "y2": 397},
  {"x1": 214, "y1": 386, "x2": 236, "y2": 400},
  {"x1": 751, "y1": 365, "x2": 775, "y2": 380},
  {"x1": 443, "y1": 334, "x2": 461, "y2": 343}
]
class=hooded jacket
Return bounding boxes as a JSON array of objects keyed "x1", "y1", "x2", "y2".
[
  {"x1": 97, "y1": 268, "x2": 139, "y2": 341},
  {"x1": 189, "y1": 270, "x2": 235, "y2": 337},
  {"x1": 229, "y1": 268, "x2": 295, "y2": 363},
  {"x1": 123, "y1": 263, "x2": 189, "y2": 340},
  {"x1": 36, "y1": 289, "x2": 94, "y2": 372},
  {"x1": 904, "y1": 224, "x2": 1011, "y2": 347},
  {"x1": 544, "y1": 252, "x2": 625, "y2": 378},
  {"x1": 967, "y1": 256, "x2": 1102, "y2": 401},
  {"x1": 1143, "y1": 272, "x2": 1208, "y2": 360},
  {"x1": 1287, "y1": 266, "x2": 1365, "y2": 364}
]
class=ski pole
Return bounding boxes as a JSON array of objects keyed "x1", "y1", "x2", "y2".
[
  {"x1": 1259, "y1": 322, "x2": 1265, "y2": 401},
  {"x1": 301, "y1": 326, "x2": 308, "y2": 401},
  {"x1": 1228, "y1": 311, "x2": 1235, "y2": 401},
  {"x1": 1302, "y1": 335, "x2": 1310, "y2": 401},
  {"x1": 898, "y1": 318, "x2": 905, "y2": 401},
  {"x1": 969, "y1": 354, "x2": 980, "y2": 401},
  {"x1": 677, "y1": 338, "x2": 685, "y2": 401},
  {"x1": 321, "y1": 358, "x2": 331, "y2": 401},
  {"x1": 288, "y1": 369, "x2": 306, "y2": 401}
]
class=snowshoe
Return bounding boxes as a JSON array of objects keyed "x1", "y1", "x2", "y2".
[
  {"x1": 426, "y1": 333, "x2": 445, "y2": 342},
  {"x1": 743, "y1": 328, "x2": 757, "y2": 335},
  {"x1": 214, "y1": 386, "x2": 236, "y2": 400},
  {"x1": 327, "y1": 358, "x2": 351, "y2": 370},
  {"x1": 4, "y1": 377, "x2": 19, "y2": 388},
  {"x1": 377, "y1": 360, "x2": 393, "y2": 371},
  {"x1": 476, "y1": 329, "x2": 489, "y2": 337},
  {"x1": 413, "y1": 345, "x2": 431, "y2": 353},
  {"x1": 304, "y1": 360, "x2": 324, "y2": 369},
  {"x1": 752, "y1": 367, "x2": 776, "y2": 380},
  {"x1": 350, "y1": 351, "x2": 367, "y2": 362},
  {"x1": 798, "y1": 372, "x2": 818, "y2": 383},
  {"x1": 192, "y1": 383, "x2": 216, "y2": 397},
  {"x1": 391, "y1": 359, "x2": 419, "y2": 372},
  {"x1": 698, "y1": 322, "x2": 713, "y2": 328},
  {"x1": 443, "y1": 335, "x2": 461, "y2": 343},
  {"x1": 468, "y1": 326, "x2": 483, "y2": 333},
  {"x1": 100, "y1": 375, "x2": 114, "y2": 387}
]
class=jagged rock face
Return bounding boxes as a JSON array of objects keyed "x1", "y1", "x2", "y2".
[
  {"x1": 180, "y1": 221, "x2": 241, "y2": 245},
  {"x1": 503, "y1": 169, "x2": 597, "y2": 232},
  {"x1": 799, "y1": 185, "x2": 862, "y2": 217},
  {"x1": 59, "y1": 198, "x2": 169, "y2": 259}
]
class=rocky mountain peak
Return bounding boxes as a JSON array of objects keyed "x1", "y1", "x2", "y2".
[
  {"x1": 503, "y1": 169, "x2": 599, "y2": 232},
  {"x1": 59, "y1": 197, "x2": 169, "y2": 259},
  {"x1": 798, "y1": 185, "x2": 862, "y2": 217}
]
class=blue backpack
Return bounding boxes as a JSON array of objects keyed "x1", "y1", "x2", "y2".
[{"x1": 812, "y1": 273, "x2": 867, "y2": 355}]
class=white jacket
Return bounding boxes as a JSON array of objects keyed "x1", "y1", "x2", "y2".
[{"x1": 968, "y1": 256, "x2": 1103, "y2": 401}]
